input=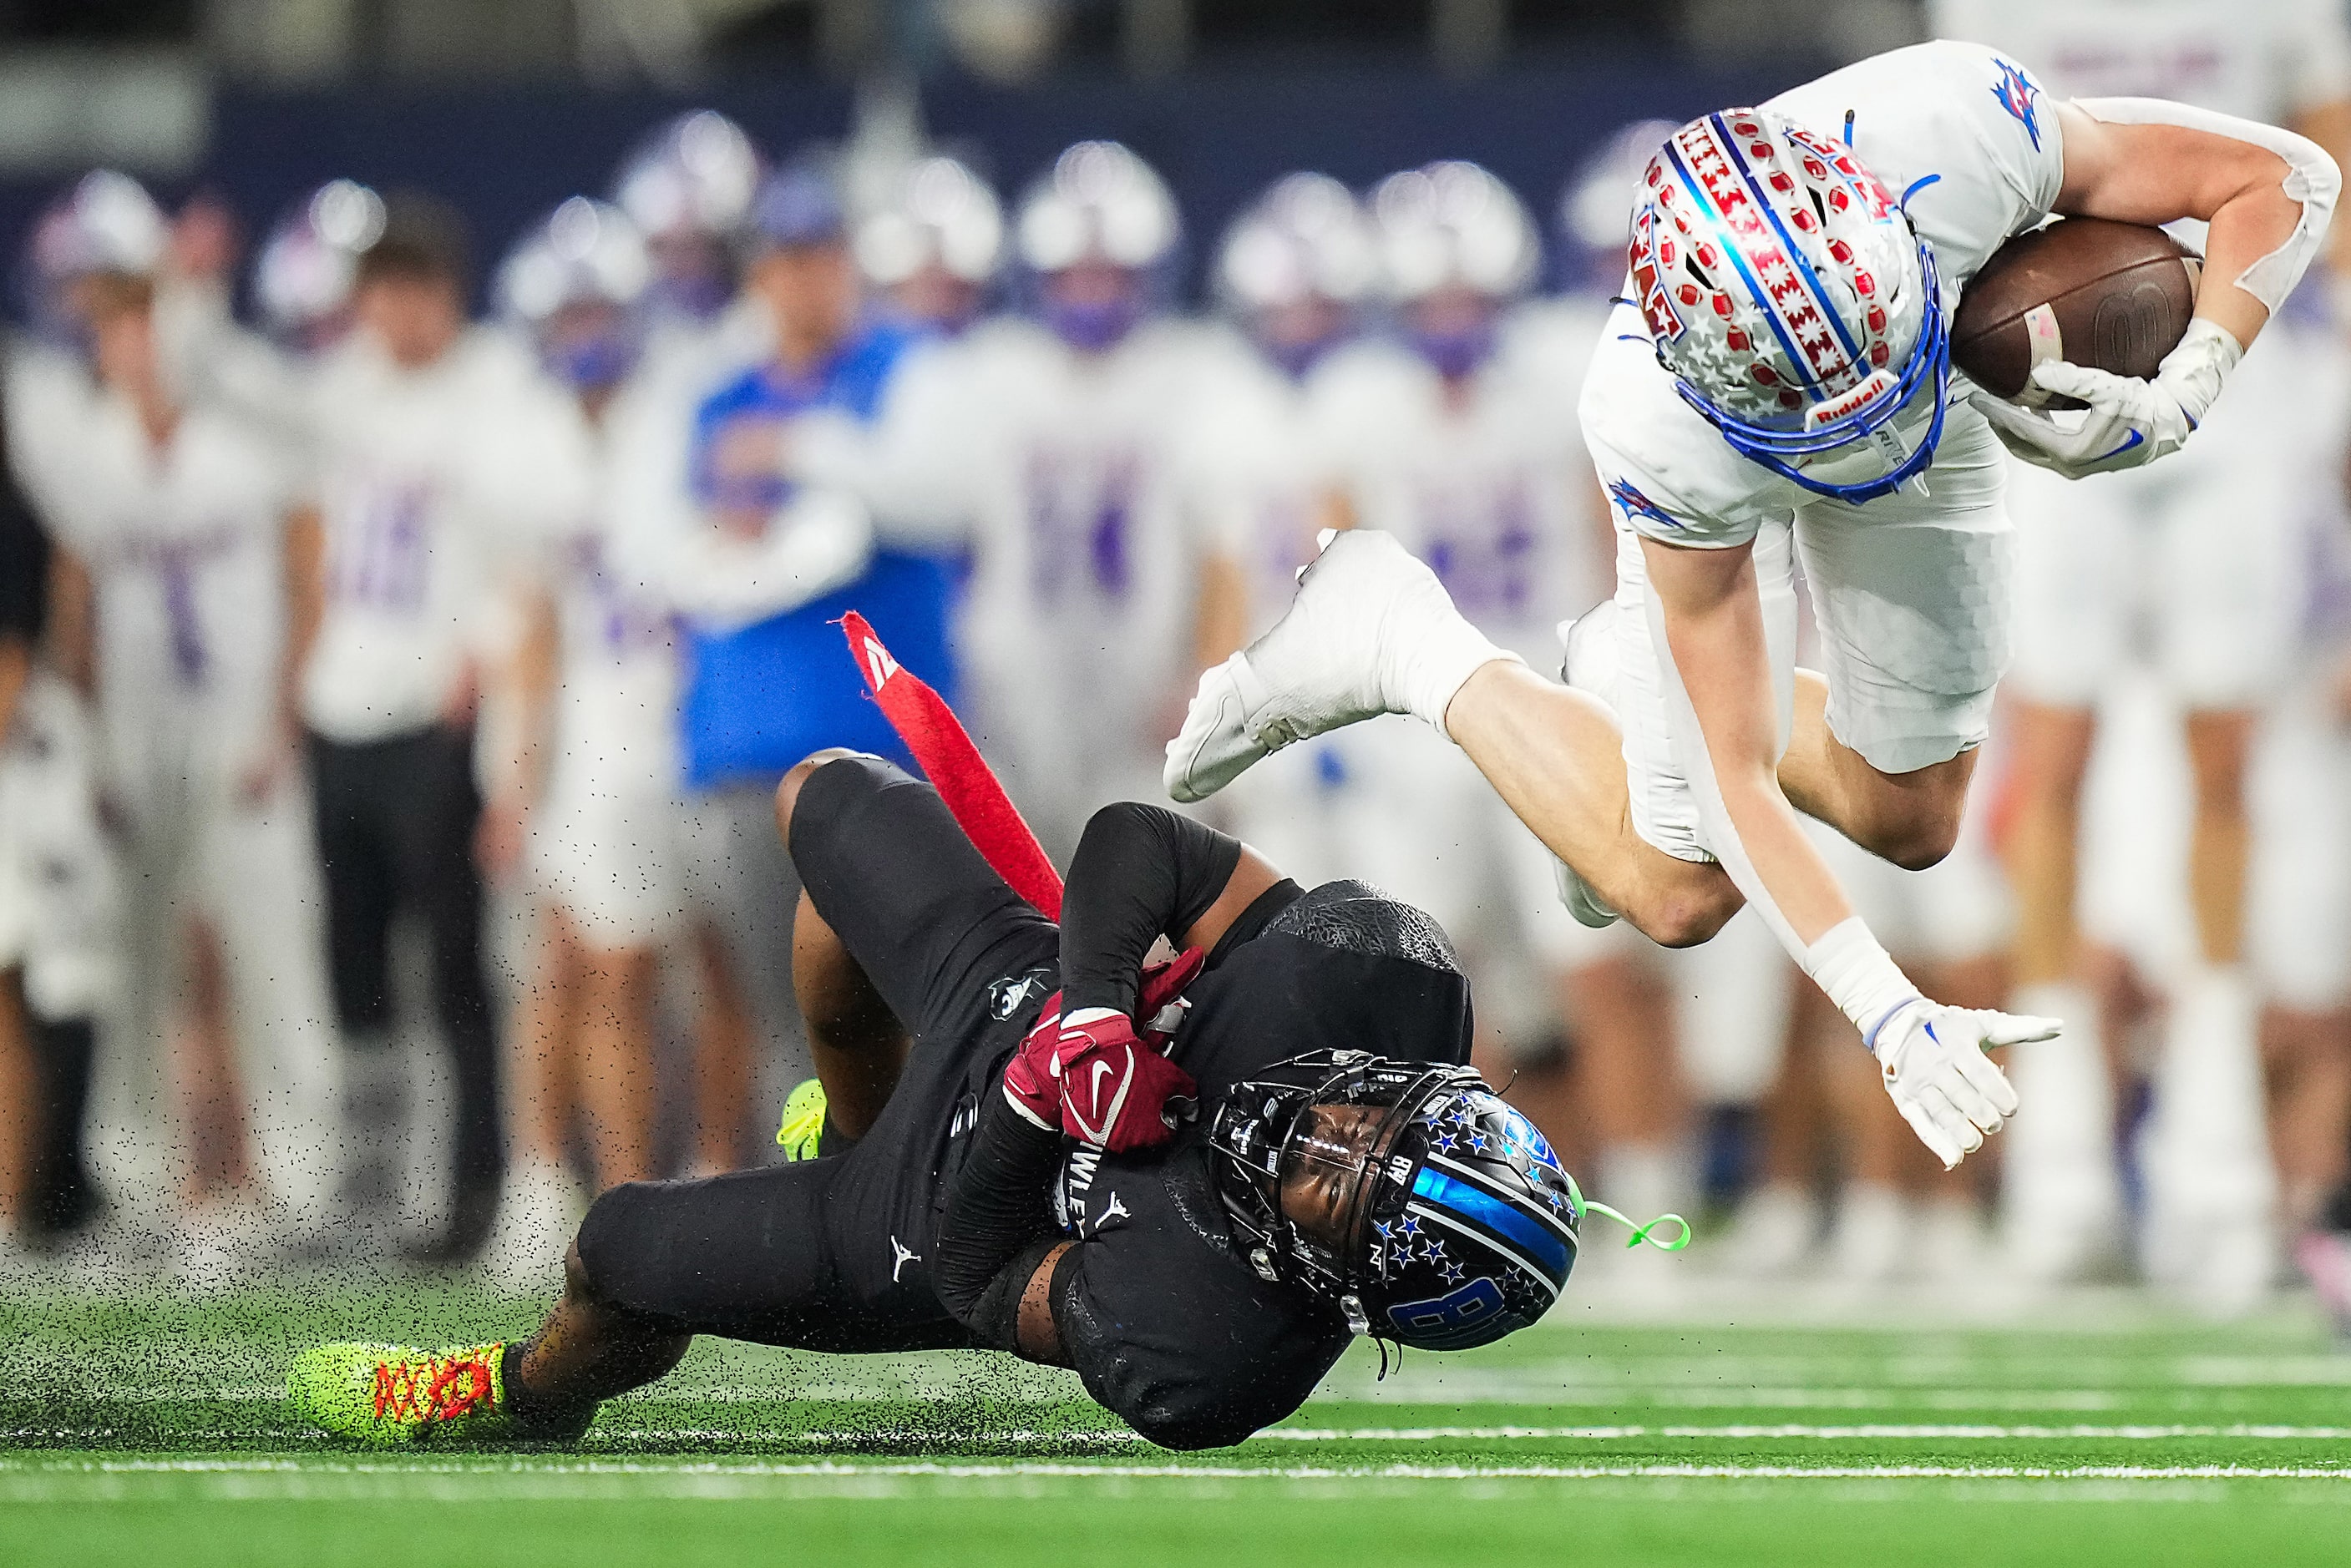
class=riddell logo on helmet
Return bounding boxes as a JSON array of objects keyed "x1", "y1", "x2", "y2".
[{"x1": 1806, "y1": 372, "x2": 1894, "y2": 428}]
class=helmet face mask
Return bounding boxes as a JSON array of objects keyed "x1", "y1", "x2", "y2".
[
  {"x1": 496, "y1": 197, "x2": 652, "y2": 392},
  {"x1": 1632, "y1": 109, "x2": 1952, "y2": 504},
  {"x1": 1209, "y1": 1050, "x2": 1580, "y2": 1350}
]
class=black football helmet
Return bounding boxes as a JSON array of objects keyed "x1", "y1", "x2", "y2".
[{"x1": 1207, "y1": 1049, "x2": 1581, "y2": 1350}]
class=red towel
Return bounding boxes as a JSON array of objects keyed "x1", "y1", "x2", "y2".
[{"x1": 839, "y1": 610, "x2": 1063, "y2": 921}]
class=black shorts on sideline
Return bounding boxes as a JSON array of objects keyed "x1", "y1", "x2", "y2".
[{"x1": 577, "y1": 756, "x2": 1059, "y2": 1353}]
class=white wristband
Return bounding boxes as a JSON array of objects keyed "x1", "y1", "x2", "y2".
[{"x1": 1801, "y1": 916, "x2": 1922, "y2": 1050}]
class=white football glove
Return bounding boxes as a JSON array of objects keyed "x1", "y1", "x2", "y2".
[
  {"x1": 1869, "y1": 999, "x2": 2055, "y2": 1169},
  {"x1": 1968, "y1": 317, "x2": 2242, "y2": 480}
]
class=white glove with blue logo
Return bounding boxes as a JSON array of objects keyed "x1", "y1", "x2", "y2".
[
  {"x1": 1970, "y1": 317, "x2": 2241, "y2": 479},
  {"x1": 1870, "y1": 999, "x2": 2052, "y2": 1169}
]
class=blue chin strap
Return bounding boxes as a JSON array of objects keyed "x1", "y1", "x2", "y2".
[{"x1": 1673, "y1": 236, "x2": 1951, "y2": 507}]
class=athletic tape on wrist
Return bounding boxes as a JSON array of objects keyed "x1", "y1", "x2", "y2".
[{"x1": 1802, "y1": 916, "x2": 1922, "y2": 1046}]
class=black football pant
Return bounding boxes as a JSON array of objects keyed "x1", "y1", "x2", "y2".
[{"x1": 308, "y1": 726, "x2": 503, "y2": 1206}]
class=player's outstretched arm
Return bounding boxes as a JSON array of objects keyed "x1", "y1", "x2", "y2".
[
  {"x1": 1977, "y1": 99, "x2": 2339, "y2": 478},
  {"x1": 1641, "y1": 535, "x2": 2050, "y2": 1167}
]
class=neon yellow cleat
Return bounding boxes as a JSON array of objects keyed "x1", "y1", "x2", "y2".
[
  {"x1": 289, "y1": 1342, "x2": 517, "y2": 1448},
  {"x1": 776, "y1": 1076, "x2": 828, "y2": 1161}
]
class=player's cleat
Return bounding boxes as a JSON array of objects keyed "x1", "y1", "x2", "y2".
[
  {"x1": 776, "y1": 1077, "x2": 828, "y2": 1161},
  {"x1": 1165, "y1": 529, "x2": 1514, "y2": 802},
  {"x1": 289, "y1": 1342, "x2": 518, "y2": 1449},
  {"x1": 1550, "y1": 606, "x2": 1623, "y2": 928}
]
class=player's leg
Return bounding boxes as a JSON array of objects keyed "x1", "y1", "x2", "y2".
[
  {"x1": 294, "y1": 1159, "x2": 859, "y2": 1446},
  {"x1": 309, "y1": 732, "x2": 405, "y2": 1222},
  {"x1": 2137, "y1": 441, "x2": 2298, "y2": 1313},
  {"x1": 573, "y1": 939, "x2": 660, "y2": 1186},
  {"x1": 389, "y1": 726, "x2": 504, "y2": 1262}
]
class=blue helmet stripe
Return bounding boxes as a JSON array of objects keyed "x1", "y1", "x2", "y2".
[
  {"x1": 1710, "y1": 112, "x2": 1866, "y2": 367},
  {"x1": 1411, "y1": 1164, "x2": 1573, "y2": 1282},
  {"x1": 1661, "y1": 138, "x2": 1819, "y2": 393}
]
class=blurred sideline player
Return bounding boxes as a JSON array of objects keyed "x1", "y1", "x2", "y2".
[
  {"x1": 1935, "y1": 0, "x2": 2351, "y2": 1308},
  {"x1": 800, "y1": 141, "x2": 1227, "y2": 855},
  {"x1": 1166, "y1": 43, "x2": 2338, "y2": 1177},
  {"x1": 611, "y1": 159, "x2": 941, "y2": 1172},
  {"x1": 298, "y1": 195, "x2": 534, "y2": 1262},
  {"x1": 475, "y1": 200, "x2": 681, "y2": 1282},
  {"x1": 1178, "y1": 171, "x2": 1371, "y2": 887},
  {"x1": 612, "y1": 109, "x2": 772, "y2": 380},
  {"x1": 0, "y1": 344, "x2": 117, "y2": 1264},
  {"x1": 854, "y1": 153, "x2": 1005, "y2": 336},
  {"x1": 36, "y1": 225, "x2": 340, "y2": 1277}
]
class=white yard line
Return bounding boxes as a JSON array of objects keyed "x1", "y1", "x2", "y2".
[{"x1": 1262, "y1": 1424, "x2": 2351, "y2": 1441}]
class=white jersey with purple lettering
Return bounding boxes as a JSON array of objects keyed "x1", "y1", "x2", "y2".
[
  {"x1": 1580, "y1": 40, "x2": 2065, "y2": 865},
  {"x1": 833, "y1": 314, "x2": 1229, "y2": 852},
  {"x1": 33, "y1": 388, "x2": 300, "y2": 822},
  {"x1": 298, "y1": 327, "x2": 540, "y2": 745},
  {"x1": 489, "y1": 371, "x2": 689, "y2": 945}
]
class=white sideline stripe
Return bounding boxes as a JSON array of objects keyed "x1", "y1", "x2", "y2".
[
  {"x1": 1264, "y1": 1424, "x2": 2351, "y2": 1441},
  {"x1": 5, "y1": 1458, "x2": 2349, "y2": 1482}
]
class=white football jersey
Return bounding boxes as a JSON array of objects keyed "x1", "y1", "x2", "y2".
[
  {"x1": 1582, "y1": 39, "x2": 2068, "y2": 549},
  {"x1": 1320, "y1": 303, "x2": 1614, "y2": 665},
  {"x1": 38, "y1": 392, "x2": 300, "y2": 805},
  {"x1": 823, "y1": 315, "x2": 1229, "y2": 838},
  {"x1": 1931, "y1": 0, "x2": 2351, "y2": 122},
  {"x1": 1168, "y1": 326, "x2": 1344, "y2": 639},
  {"x1": 481, "y1": 371, "x2": 681, "y2": 802},
  {"x1": 298, "y1": 328, "x2": 540, "y2": 744}
]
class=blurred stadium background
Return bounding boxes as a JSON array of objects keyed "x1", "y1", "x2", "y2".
[{"x1": 8, "y1": 3, "x2": 2351, "y2": 1560}]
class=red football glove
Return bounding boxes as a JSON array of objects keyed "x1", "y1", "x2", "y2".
[
  {"x1": 996, "y1": 948, "x2": 1208, "y2": 1151},
  {"x1": 1053, "y1": 1008, "x2": 1198, "y2": 1152},
  {"x1": 1001, "y1": 996, "x2": 1068, "y2": 1132}
]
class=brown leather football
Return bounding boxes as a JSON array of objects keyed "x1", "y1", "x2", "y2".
[{"x1": 1951, "y1": 216, "x2": 2201, "y2": 409}]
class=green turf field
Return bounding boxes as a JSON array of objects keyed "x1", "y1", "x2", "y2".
[{"x1": 5, "y1": 1276, "x2": 2349, "y2": 1565}]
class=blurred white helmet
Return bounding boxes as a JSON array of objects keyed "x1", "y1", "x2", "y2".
[
  {"x1": 612, "y1": 109, "x2": 766, "y2": 321},
  {"x1": 1014, "y1": 141, "x2": 1181, "y2": 349},
  {"x1": 21, "y1": 170, "x2": 168, "y2": 339},
  {"x1": 1370, "y1": 161, "x2": 1539, "y2": 304},
  {"x1": 1016, "y1": 140, "x2": 1180, "y2": 273},
  {"x1": 253, "y1": 179, "x2": 386, "y2": 349},
  {"x1": 612, "y1": 109, "x2": 765, "y2": 241},
  {"x1": 496, "y1": 197, "x2": 653, "y2": 389},
  {"x1": 1217, "y1": 172, "x2": 1376, "y2": 314},
  {"x1": 1215, "y1": 173, "x2": 1376, "y2": 373},
  {"x1": 1630, "y1": 109, "x2": 1945, "y2": 504},
  {"x1": 1558, "y1": 119, "x2": 1680, "y2": 293},
  {"x1": 856, "y1": 154, "x2": 1005, "y2": 289}
]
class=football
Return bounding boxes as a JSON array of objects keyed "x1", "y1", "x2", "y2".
[{"x1": 1950, "y1": 215, "x2": 2202, "y2": 408}]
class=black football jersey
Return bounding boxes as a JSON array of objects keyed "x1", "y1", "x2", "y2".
[{"x1": 1046, "y1": 881, "x2": 1473, "y2": 1449}]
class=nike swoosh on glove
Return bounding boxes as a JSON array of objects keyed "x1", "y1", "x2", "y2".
[
  {"x1": 1054, "y1": 1008, "x2": 1198, "y2": 1153},
  {"x1": 1870, "y1": 999, "x2": 2056, "y2": 1169},
  {"x1": 1968, "y1": 317, "x2": 2242, "y2": 480}
]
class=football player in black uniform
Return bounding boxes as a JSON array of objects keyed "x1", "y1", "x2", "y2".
[{"x1": 291, "y1": 750, "x2": 1590, "y2": 1450}]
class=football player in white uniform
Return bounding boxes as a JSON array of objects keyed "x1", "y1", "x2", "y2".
[
  {"x1": 474, "y1": 199, "x2": 683, "y2": 1284},
  {"x1": 806, "y1": 142, "x2": 1230, "y2": 854},
  {"x1": 43, "y1": 258, "x2": 341, "y2": 1277},
  {"x1": 1933, "y1": 0, "x2": 2351, "y2": 1306},
  {"x1": 299, "y1": 196, "x2": 540, "y2": 1262},
  {"x1": 1167, "y1": 40, "x2": 2338, "y2": 1172}
]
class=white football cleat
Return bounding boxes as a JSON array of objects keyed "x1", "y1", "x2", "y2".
[{"x1": 1164, "y1": 529, "x2": 1511, "y2": 802}]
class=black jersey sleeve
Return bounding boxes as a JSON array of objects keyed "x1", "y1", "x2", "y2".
[
  {"x1": 934, "y1": 1090, "x2": 1066, "y2": 1354},
  {"x1": 1059, "y1": 803, "x2": 1243, "y2": 1017}
]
